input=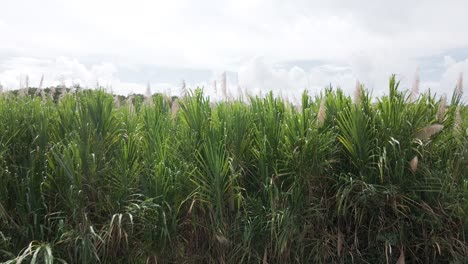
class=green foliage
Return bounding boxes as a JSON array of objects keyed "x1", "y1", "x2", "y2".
[{"x1": 0, "y1": 82, "x2": 467, "y2": 263}]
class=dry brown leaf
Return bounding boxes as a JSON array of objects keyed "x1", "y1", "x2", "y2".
[{"x1": 337, "y1": 230, "x2": 344, "y2": 257}]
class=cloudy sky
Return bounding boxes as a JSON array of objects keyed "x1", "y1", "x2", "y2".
[{"x1": 0, "y1": 0, "x2": 467, "y2": 100}]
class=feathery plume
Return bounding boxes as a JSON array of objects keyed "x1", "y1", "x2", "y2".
[
  {"x1": 415, "y1": 124, "x2": 444, "y2": 140},
  {"x1": 19, "y1": 88, "x2": 28, "y2": 97},
  {"x1": 221, "y1": 71, "x2": 227, "y2": 99},
  {"x1": 39, "y1": 74, "x2": 44, "y2": 89},
  {"x1": 453, "y1": 107, "x2": 462, "y2": 134},
  {"x1": 436, "y1": 95, "x2": 447, "y2": 122},
  {"x1": 19, "y1": 74, "x2": 30, "y2": 96},
  {"x1": 25, "y1": 75, "x2": 29, "y2": 89},
  {"x1": 317, "y1": 99, "x2": 326, "y2": 127},
  {"x1": 0, "y1": 82, "x2": 3, "y2": 93},
  {"x1": 410, "y1": 68, "x2": 420, "y2": 101},
  {"x1": 213, "y1": 80, "x2": 217, "y2": 94},
  {"x1": 128, "y1": 101, "x2": 135, "y2": 114},
  {"x1": 39, "y1": 89, "x2": 46, "y2": 101},
  {"x1": 145, "y1": 81, "x2": 151, "y2": 97},
  {"x1": 215, "y1": 234, "x2": 229, "y2": 246},
  {"x1": 113, "y1": 95, "x2": 120, "y2": 107},
  {"x1": 58, "y1": 92, "x2": 65, "y2": 101},
  {"x1": 58, "y1": 88, "x2": 67, "y2": 100},
  {"x1": 409, "y1": 156, "x2": 418, "y2": 172},
  {"x1": 49, "y1": 87, "x2": 56, "y2": 99},
  {"x1": 181, "y1": 79, "x2": 187, "y2": 97},
  {"x1": 456, "y1": 72, "x2": 463, "y2": 97},
  {"x1": 145, "y1": 81, "x2": 153, "y2": 106},
  {"x1": 171, "y1": 99, "x2": 180, "y2": 119},
  {"x1": 127, "y1": 94, "x2": 135, "y2": 113},
  {"x1": 291, "y1": 95, "x2": 300, "y2": 110},
  {"x1": 354, "y1": 80, "x2": 362, "y2": 104}
]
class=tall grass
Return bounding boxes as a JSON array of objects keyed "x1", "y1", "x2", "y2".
[{"x1": 0, "y1": 77, "x2": 467, "y2": 263}]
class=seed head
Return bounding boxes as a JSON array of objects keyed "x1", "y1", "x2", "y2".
[
  {"x1": 39, "y1": 89, "x2": 46, "y2": 101},
  {"x1": 24, "y1": 75, "x2": 29, "y2": 89},
  {"x1": 221, "y1": 71, "x2": 227, "y2": 99},
  {"x1": 409, "y1": 156, "x2": 418, "y2": 172},
  {"x1": 114, "y1": 95, "x2": 121, "y2": 107},
  {"x1": 453, "y1": 107, "x2": 462, "y2": 135},
  {"x1": 127, "y1": 94, "x2": 135, "y2": 113},
  {"x1": 19, "y1": 88, "x2": 28, "y2": 97},
  {"x1": 215, "y1": 234, "x2": 229, "y2": 246},
  {"x1": 317, "y1": 99, "x2": 326, "y2": 127},
  {"x1": 410, "y1": 69, "x2": 420, "y2": 102},
  {"x1": 436, "y1": 95, "x2": 447, "y2": 122},
  {"x1": 58, "y1": 88, "x2": 67, "y2": 100},
  {"x1": 39, "y1": 74, "x2": 44, "y2": 89},
  {"x1": 145, "y1": 82, "x2": 154, "y2": 106},
  {"x1": 171, "y1": 99, "x2": 180, "y2": 119},
  {"x1": 456, "y1": 72, "x2": 463, "y2": 97},
  {"x1": 416, "y1": 124, "x2": 444, "y2": 140},
  {"x1": 354, "y1": 80, "x2": 362, "y2": 104},
  {"x1": 49, "y1": 87, "x2": 56, "y2": 98},
  {"x1": 181, "y1": 80, "x2": 187, "y2": 98}
]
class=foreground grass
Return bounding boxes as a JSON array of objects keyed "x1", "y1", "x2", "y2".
[{"x1": 0, "y1": 76, "x2": 467, "y2": 263}]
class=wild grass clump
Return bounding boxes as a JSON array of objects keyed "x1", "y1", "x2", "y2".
[{"x1": 0, "y1": 75, "x2": 467, "y2": 263}]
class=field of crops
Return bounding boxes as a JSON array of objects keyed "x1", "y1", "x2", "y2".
[{"x1": 0, "y1": 75, "x2": 467, "y2": 263}]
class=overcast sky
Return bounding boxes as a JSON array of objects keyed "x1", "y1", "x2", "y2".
[{"x1": 0, "y1": 0, "x2": 467, "y2": 100}]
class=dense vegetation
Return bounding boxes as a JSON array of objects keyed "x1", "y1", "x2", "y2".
[{"x1": 0, "y1": 76, "x2": 467, "y2": 263}]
